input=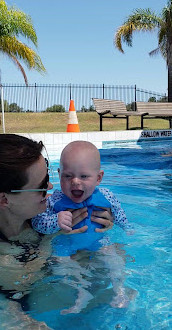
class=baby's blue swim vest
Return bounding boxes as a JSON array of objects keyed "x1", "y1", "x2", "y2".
[
  {"x1": 53, "y1": 187, "x2": 111, "y2": 231},
  {"x1": 52, "y1": 188, "x2": 111, "y2": 256}
]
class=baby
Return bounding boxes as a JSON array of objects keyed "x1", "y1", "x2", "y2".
[{"x1": 32, "y1": 140, "x2": 132, "y2": 255}]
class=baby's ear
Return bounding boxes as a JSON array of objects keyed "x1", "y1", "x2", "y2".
[
  {"x1": 96, "y1": 170, "x2": 104, "y2": 185},
  {"x1": 0, "y1": 193, "x2": 9, "y2": 208}
]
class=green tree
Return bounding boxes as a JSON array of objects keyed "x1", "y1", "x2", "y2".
[
  {"x1": 114, "y1": 1, "x2": 172, "y2": 101},
  {"x1": 148, "y1": 97, "x2": 157, "y2": 102},
  {"x1": 81, "y1": 105, "x2": 87, "y2": 112},
  {"x1": 0, "y1": 0, "x2": 45, "y2": 85},
  {"x1": 9, "y1": 102, "x2": 22, "y2": 112},
  {"x1": 126, "y1": 101, "x2": 135, "y2": 111},
  {"x1": 45, "y1": 104, "x2": 65, "y2": 112},
  {"x1": 89, "y1": 105, "x2": 95, "y2": 112},
  {"x1": 157, "y1": 95, "x2": 168, "y2": 102},
  {"x1": 81, "y1": 105, "x2": 95, "y2": 112}
]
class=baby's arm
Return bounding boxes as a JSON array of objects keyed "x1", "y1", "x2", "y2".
[
  {"x1": 99, "y1": 188, "x2": 134, "y2": 233},
  {"x1": 32, "y1": 190, "x2": 74, "y2": 234},
  {"x1": 32, "y1": 210, "x2": 60, "y2": 234},
  {"x1": 32, "y1": 190, "x2": 62, "y2": 234}
]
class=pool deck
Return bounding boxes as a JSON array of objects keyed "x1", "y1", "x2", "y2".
[{"x1": 20, "y1": 129, "x2": 172, "y2": 159}]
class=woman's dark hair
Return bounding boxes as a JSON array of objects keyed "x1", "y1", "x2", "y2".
[{"x1": 0, "y1": 134, "x2": 44, "y2": 193}]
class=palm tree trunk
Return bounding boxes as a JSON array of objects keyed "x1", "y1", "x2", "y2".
[
  {"x1": 168, "y1": 65, "x2": 172, "y2": 101},
  {"x1": 167, "y1": 41, "x2": 172, "y2": 102}
]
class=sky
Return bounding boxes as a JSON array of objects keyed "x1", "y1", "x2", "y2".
[{"x1": 0, "y1": 0, "x2": 169, "y2": 94}]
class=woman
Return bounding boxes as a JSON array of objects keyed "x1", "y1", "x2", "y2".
[{"x1": 0, "y1": 133, "x2": 113, "y2": 328}]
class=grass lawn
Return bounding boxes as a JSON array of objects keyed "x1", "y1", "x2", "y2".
[{"x1": 0, "y1": 112, "x2": 170, "y2": 133}]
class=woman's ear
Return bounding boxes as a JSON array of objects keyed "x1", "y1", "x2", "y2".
[
  {"x1": 58, "y1": 168, "x2": 60, "y2": 178},
  {"x1": 96, "y1": 170, "x2": 104, "y2": 185},
  {"x1": 0, "y1": 193, "x2": 9, "y2": 208}
]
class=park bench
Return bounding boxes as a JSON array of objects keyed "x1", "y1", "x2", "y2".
[
  {"x1": 92, "y1": 98, "x2": 147, "y2": 130},
  {"x1": 136, "y1": 102, "x2": 172, "y2": 129}
]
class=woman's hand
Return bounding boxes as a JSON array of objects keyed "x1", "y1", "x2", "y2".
[
  {"x1": 91, "y1": 207, "x2": 113, "y2": 232},
  {"x1": 61, "y1": 207, "x2": 113, "y2": 234}
]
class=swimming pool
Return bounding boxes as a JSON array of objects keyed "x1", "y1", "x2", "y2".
[{"x1": 8, "y1": 139, "x2": 172, "y2": 329}]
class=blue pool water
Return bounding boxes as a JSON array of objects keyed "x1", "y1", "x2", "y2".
[{"x1": 29, "y1": 140, "x2": 172, "y2": 329}]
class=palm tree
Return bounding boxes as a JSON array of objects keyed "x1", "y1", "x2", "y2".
[
  {"x1": 0, "y1": 0, "x2": 45, "y2": 85},
  {"x1": 114, "y1": 0, "x2": 172, "y2": 101}
]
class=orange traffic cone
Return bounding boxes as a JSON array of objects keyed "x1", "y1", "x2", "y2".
[{"x1": 67, "y1": 100, "x2": 80, "y2": 132}]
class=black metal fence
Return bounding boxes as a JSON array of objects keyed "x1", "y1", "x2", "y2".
[{"x1": 1, "y1": 83, "x2": 166, "y2": 112}]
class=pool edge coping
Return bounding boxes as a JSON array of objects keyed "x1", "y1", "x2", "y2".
[{"x1": 16, "y1": 129, "x2": 172, "y2": 157}]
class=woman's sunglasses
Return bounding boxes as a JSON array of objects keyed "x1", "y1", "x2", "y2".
[{"x1": 10, "y1": 158, "x2": 50, "y2": 198}]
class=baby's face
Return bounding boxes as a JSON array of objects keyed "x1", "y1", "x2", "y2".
[{"x1": 58, "y1": 151, "x2": 103, "y2": 203}]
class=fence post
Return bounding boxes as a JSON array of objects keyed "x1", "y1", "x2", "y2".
[
  {"x1": 134, "y1": 84, "x2": 137, "y2": 111},
  {"x1": 69, "y1": 84, "x2": 72, "y2": 100},
  {"x1": 103, "y1": 83, "x2": 104, "y2": 99},
  {"x1": 35, "y1": 83, "x2": 37, "y2": 112}
]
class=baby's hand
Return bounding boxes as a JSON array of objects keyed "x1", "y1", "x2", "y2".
[{"x1": 58, "y1": 211, "x2": 73, "y2": 232}]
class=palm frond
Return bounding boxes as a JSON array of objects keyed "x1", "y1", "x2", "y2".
[
  {"x1": 0, "y1": 0, "x2": 45, "y2": 84},
  {"x1": 149, "y1": 47, "x2": 160, "y2": 56},
  {"x1": 161, "y1": 2, "x2": 172, "y2": 22},
  {"x1": 115, "y1": 24, "x2": 133, "y2": 52},
  {"x1": 126, "y1": 8, "x2": 161, "y2": 28},
  {"x1": 0, "y1": 36, "x2": 46, "y2": 72},
  {"x1": 0, "y1": 0, "x2": 37, "y2": 45},
  {"x1": 114, "y1": 8, "x2": 160, "y2": 53}
]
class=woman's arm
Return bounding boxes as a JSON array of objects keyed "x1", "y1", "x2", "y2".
[{"x1": 0, "y1": 293, "x2": 51, "y2": 329}]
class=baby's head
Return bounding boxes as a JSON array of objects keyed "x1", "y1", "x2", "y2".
[{"x1": 58, "y1": 141, "x2": 104, "y2": 203}]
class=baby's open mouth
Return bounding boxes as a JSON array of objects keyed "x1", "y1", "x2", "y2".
[{"x1": 71, "y1": 190, "x2": 84, "y2": 198}]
